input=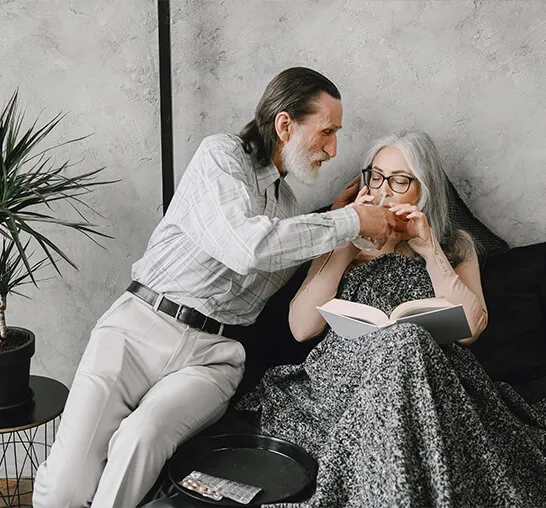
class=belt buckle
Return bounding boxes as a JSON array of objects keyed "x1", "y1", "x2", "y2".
[
  {"x1": 174, "y1": 305, "x2": 185, "y2": 322},
  {"x1": 153, "y1": 293, "x2": 166, "y2": 312}
]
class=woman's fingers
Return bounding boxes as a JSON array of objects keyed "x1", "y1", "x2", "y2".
[
  {"x1": 354, "y1": 186, "x2": 374, "y2": 205},
  {"x1": 406, "y1": 211, "x2": 424, "y2": 220},
  {"x1": 388, "y1": 204, "x2": 426, "y2": 222},
  {"x1": 355, "y1": 195, "x2": 375, "y2": 205},
  {"x1": 385, "y1": 203, "x2": 431, "y2": 243},
  {"x1": 355, "y1": 185, "x2": 369, "y2": 200},
  {"x1": 389, "y1": 203, "x2": 417, "y2": 213},
  {"x1": 388, "y1": 205, "x2": 415, "y2": 220}
]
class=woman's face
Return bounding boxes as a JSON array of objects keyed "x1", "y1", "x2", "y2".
[{"x1": 367, "y1": 146, "x2": 420, "y2": 206}]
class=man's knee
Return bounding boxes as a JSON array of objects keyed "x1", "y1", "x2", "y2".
[{"x1": 108, "y1": 417, "x2": 177, "y2": 463}]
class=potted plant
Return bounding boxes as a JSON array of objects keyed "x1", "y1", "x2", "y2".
[{"x1": 0, "y1": 92, "x2": 115, "y2": 410}]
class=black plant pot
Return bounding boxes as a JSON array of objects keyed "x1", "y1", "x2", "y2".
[{"x1": 0, "y1": 327, "x2": 35, "y2": 411}]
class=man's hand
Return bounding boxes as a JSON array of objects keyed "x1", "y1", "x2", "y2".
[
  {"x1": 351, "y1": 203, "x2": 402, "y2": 250},
  {"x1": 331, "y1": 176, "x2": 361, "y2": 210}
]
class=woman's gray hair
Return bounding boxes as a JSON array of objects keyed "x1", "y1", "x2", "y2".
[{"x1": 363, "y1": 131, "x2": 471, "y2": 266}]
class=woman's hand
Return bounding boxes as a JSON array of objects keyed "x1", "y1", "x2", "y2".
[
  {"x1": 353, "y1": 185, "x2": 376, "y2": 206},
  {"x1": 387, "y1": 203, "x2": 432, "y2": 246},
  {"x1": 331, "y1": 176, "x2": 361, "y2": 210}
]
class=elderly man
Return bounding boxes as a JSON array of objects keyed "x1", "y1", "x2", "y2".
[{"x1": 34, "y1": 67, "x2": 398, "y2": 508}]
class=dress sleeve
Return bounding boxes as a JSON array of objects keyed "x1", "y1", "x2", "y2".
[{"x1": 409, "y1": 232, "x2": 488, "y2": 344}]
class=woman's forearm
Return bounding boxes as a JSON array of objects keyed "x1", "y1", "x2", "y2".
[
  {"x1": 289, "y1": 244, "x2": 357, "y2": 342},
  {"x1": 411, "y1": 234, "x2": 488, "y2": 344}
]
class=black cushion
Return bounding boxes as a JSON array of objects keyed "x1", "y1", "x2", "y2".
[
  {"x1": 229, "y1": 261, "x2": 317, "y2": 365},
  {"x1": 470, "y1": 242, "x2": 546, "y2": 402},
  {"x1": 446, "y1": 181, "x2": 509, "y2": 262},
  {"x1": 228, "y1": 261, "x2": 322, "y2": 402}
]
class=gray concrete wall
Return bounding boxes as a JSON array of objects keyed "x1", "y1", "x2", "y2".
[
  {"x1": 1, "y1": 0, "x2": 545, "y2": 384},
  {"x1": 1, "y1": 0, "x2": 160, "y2": 385},
  {"x1": 172, "y1": 0, "x2": 546, "y2": 247}
]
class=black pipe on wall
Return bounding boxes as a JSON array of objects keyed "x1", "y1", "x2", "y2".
[{"x1": 157, "y1": 0, "x2": 174, "y2": 214}]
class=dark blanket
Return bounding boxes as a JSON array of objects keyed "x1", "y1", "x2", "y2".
[{"x1": 239, "y1": 254, "x2": 546, "y2": 508}]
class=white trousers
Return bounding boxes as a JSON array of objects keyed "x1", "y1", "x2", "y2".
[{"x1": 33, "y1": 292, "x2": 245, "y2": 508}]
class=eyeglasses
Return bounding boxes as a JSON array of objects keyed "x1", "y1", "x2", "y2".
[{"x1": 361, "y1": 168, "x2": 417, "y2": 194}]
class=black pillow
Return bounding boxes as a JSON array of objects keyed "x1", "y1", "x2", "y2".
[
  {"x1": 470, "y1": 242, "x2": 546, "y2": 401},
  {"x1": 446, "y1": 180, "x2": 509, "y2": 262},
  {"x1": 227, "y1": 261, "x2": 321, "y2": 401},
  {"x1": 231, "y1": 260, "x2": 317, "y2": 366}
]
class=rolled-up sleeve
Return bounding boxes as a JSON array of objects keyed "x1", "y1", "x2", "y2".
[{"x1": 177, "y1": 146, "x2": 360, "y2": 275}]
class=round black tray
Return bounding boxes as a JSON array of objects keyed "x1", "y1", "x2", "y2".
[{"x1": 168, "y1": 433, "x2": 318, "y2": 506}]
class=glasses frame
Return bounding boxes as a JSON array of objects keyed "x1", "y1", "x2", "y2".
[{"x1": 361, "y1": 167, "x2": 417, "y2": 194}]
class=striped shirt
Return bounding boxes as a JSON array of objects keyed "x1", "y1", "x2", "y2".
[{"x1": 131, "y1": 134, "x2": 360, "y2": 325}]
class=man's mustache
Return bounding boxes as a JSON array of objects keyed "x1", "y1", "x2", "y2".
[{"x1": 313, "y1": 152, "x2": 330, "y2": 162}]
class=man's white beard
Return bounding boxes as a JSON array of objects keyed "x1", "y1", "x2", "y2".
[{"x1": 281, "y1": 130, "x2": 329, "y2": 186}]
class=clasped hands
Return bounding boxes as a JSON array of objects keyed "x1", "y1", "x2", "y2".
[{"x1": 331, "y1": 177, "x2": 432, "y2": 250}]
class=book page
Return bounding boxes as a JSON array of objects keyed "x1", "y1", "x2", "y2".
[
  {"x1": 316, "y1": 307, "x2": 381, "y2": 339},
  {"x1": 390, "y1": 297, "x2": 454, "y2": 321},
  {"x1": 319, "y1": 298, "x2": 389, "y2": 325},
  {"x1": 317, "y1": 301, "x2": 471, "y2": 343}
]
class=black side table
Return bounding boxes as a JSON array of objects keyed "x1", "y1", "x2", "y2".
[{"x1": 0, "y1": 375, "x2": 68, "y2": 508}]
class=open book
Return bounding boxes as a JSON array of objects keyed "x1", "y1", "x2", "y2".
[{"x1": 316, "y1": 297, "x2": 471, "y2": 344}]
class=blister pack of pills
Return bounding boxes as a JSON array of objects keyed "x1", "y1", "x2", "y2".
[
  {"x1": 180, "y1": 471, "x2": 262, "y2": 504},
  {"x1": 180, "y1": 471, "x2": 223, "y2": 501}
]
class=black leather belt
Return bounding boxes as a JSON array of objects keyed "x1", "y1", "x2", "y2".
[{"x1": 127, "y1": 281, "x2": 226, "y2": 336}]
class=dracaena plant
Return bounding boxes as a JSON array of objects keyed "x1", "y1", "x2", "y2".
[{"x1": 0, "y1": 91, "x2": 117, "y2": 342}]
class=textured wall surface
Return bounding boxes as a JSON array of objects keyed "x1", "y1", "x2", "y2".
[
  {"x1": 1, "y1": 0, "x2": 545, "y2": 384},
  {"x1": 1, "y1": 0, "x2": 160, "y2": 385},
  {"x1": 172, "y1": 0, "x2": 546, "y2": 247}
]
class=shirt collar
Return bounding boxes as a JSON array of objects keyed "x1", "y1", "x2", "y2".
[{"x1": 255, "y1": 162, "x2": 286, "y2": 194}]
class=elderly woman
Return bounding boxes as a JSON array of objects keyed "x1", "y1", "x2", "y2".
[{"x1": 242, "y1": 132, "x2": 546, "y2": 507}]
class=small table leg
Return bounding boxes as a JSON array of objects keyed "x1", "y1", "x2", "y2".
[{"x1": 0, "y1": 417, "x2": 61, "y2": 507}]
